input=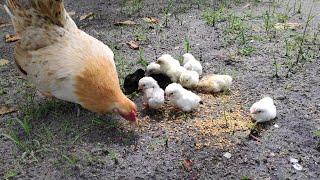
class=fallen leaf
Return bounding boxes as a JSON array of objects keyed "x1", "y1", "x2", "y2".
[
  {"x1": 126, "y1": 41, "x2": 139, "y2": 50},
  {"x1": 4, "y1": 34, "x2": 20, "y2": 43},
  {"x1": 68, "y1": 11, "x2": 76, "y2": 17},
  {"x1": 0, "y1": 105, "x2": 17, "y2": 115},
  {"x1": 0, "y1": 59, "x2": 10, "y2": 67},
  {"x1": 114, "y1": 20, "x2": 137, "y2": 26},
  {"x1": 182, "y1": 159, "x2": 192, "y2": 172},
  {"x1": 194, "y1": 142, "x2": 201, "y2": 150},
  {"x1": 80, "y1": 12, "x2": 94, "y2": 21},
  {"x1": 275, "y1": 22, "x2": 301, "y2": 30},
  {"x1": 143, "y1": 16, "x2": 160, "y2": 24}
]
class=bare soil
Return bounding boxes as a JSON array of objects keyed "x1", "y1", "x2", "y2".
[{"x1": 0, "y1": 0, "x2": 319, "y2": 179}]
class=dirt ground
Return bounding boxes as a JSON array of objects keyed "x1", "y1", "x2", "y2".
[{"x1": 0, "y1": 0, "x2": 319, "y2": 179}]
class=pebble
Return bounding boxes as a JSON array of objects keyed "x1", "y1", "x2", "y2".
[
  {"x1": 290, "y1": 157, "x2": 299, "y2": 164},
  {"x1": 293, "y1": 163, "x2": 303, "y2": 171},
  {"x1": 223, "y1": 152, "x2": 232, "y2": 159},
  {"x1": 274, "y1": 124, "x2": 279, "y2": 128}
]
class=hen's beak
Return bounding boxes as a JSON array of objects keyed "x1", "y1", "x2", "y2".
[{"x1": 120, "y1": 110, "x2": 137, "y2": 122}]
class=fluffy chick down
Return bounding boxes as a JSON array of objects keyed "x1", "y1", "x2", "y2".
[
  {"x1": 250, "y1": 97, "x2": 277, "y2": 123},
  {"x1": 138, "y1": 77, "x2": 165, "y2": 109},
  {"x1": 156, "y1": 54, "x2": 186, "y2": 82},
  {"x1": 182, "y1": 53, "x2": 203, "y2": 75},
  {"x1": 165, "y1": 83, "x2": 201, "y2": 112},
  {"x1": 197, "y1": 74, "x2": 233, "y2": 93},
  {"x1": 179, "y1": 70, "x2": 200, "y2": 89}
]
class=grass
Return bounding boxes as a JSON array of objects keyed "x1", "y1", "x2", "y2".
[
  {"x1": 4, "y1": 169, "x2": 18, "y2": 180},
  {"x1": 163, "y1": 0, "x2": 174, "y2": 27},
  {"x1": 314, "y1": 130, "x2": 320, "y2": 137},
  {"x1": 183, "y1": 36, "x2": 191, "y2": 53},
  {"x1": 62, "y1": 154, "x2": 77, "y2": 167},
  {"x1": 202, "y1": 5, "x2": 225, "y2": 27},
  {"x1": 238, "y1": 45, "x2": 255, "y2": 56},
  {"x1": 286, "y1": 4, "x2": 315, "y2": 77},
  {"x1": 15, "y1": 117, "x2": 31, "y2": 136},
  {"x1": 108, "y1": 150, "x2": 119, "y2": 164},
  {"x1": 137, "y1": 48, "x2": 148, "y2": 68}
]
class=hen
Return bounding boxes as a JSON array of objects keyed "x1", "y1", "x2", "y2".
[{"x1": 4, "y1": 0, "x2": 137, "y2": 121}]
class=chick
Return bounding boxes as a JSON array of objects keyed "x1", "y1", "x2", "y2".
[
  {"x1": 149, "y1": 73, "x2": 172, "y2": 89},
  {"x1": 145, "y1": 62, "x2": 173, "y2": 89},
  {"x1": 182, "y1": 53, "x2": 203, "y2": 75},
  {"x1": 179, "y1": 70, "x2": 199, "y2": 89},
  {"x1": 124, "y1": 69, "x2": 145, "y2": 95},
  {"x1": 159, "y1": 54, "x2": 180, "y2": 67},
  {"x1": 197, "y1": 74, "x2": 233, "y2": 93},
  {"x1": 156, "y1": 55, "x2": 186, "y2": 82},
  {"x1": 250, "y1": 97, "x2": 277, "y2": 123},
  {"x1": 145, "y1": 62, "x2": 161, "y2": 75},
  {"x1": 165, "y1": 83, "x2": 201, "y2": 112},
  {"x1": 138, "y1": 77, "x2": 164, "y2": 109}
]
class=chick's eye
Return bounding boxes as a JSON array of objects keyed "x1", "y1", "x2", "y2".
[{"x1": 170, "y1": 93, "x2": 174, "y2": 95}]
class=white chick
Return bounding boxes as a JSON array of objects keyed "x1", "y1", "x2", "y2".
[
  {"x1": 197, "y1": 74, "x2": 233, "y2": 93},
  {"x1": 138, "y1": 77, "x2": 164, "y2": 109},
  {"x1": 146, "y1": 62, "x2": 161, "y2": 75},
  {"x1": 250, "y1": 97, "x2": 277, "y2": 123},
  {"x1": 182, "y1": 53, "x2": 203, "y2": 75},
  {"x1": 159, "y1": 54, "x2": 180, "y2": 67},
  {"x1": 165, "y1": 83, "x2": 201, "y2": 112},
  {"x1": 179, "y1": 70, "x2": 200, "y2": 89},
  {"x1": 157, "y1": 55, "x2": 186, "y2": 82}
]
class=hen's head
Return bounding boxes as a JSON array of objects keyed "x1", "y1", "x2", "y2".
[
  {"x1": 75, "y1": 56, "x2": 137, "y2": 122},
  {"x1": 113, "y1": 97, "x2": 137, "y2": 122}
]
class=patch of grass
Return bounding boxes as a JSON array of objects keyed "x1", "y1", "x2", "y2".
[
  {"x1": 241, "y1": 176, "x2": 251, "y2": 180},
  {"x1": 15, "y1": 117, "x2": 31, "y2": 136},
  {"x1": 62, "y1": 154, "x2": 77, "y2": 167},
  {"x1": 273, "y1": 58, "x2": 280, "y2": 78},
  {"x1": 4, "y1": 169, "x2": 18, "y2": 180},
  {"x1": 202, "y1": 5, "x2": 225, "y2": 27},
  {"x1": 91, "y1": 117, "x2": 119, "y2": 129},
  {"x1": 162, "y1": 0, "x2": 174, "y2": 27},
  {"x1": 124, "y1": 0, "x2": 142, "y2": 15},
  {"x1": 238, "y1": 45, "x2": 255, "y2": 56},
  {"x1": 313, "y1": 130, "x2": 320, "y2": 137},
  {"x1": 286, "y1": 4, "x2": 315, "y2": 77},
  {"x1": 183, "y1": 36, "x2": 190, "y2": 53},
  {"x1": 137, "y1": 48, "x2": 148, "y2": 68},
  {"x1": 0, "y1": 88, "x2": 5, "y2": 95},
  {"x1": 0, "y1": 132, "x2": 26, "y2": 150},
  {"x1": 133, "y1": 28, "x2": 147, "y2": 42},
  {"x1": 107, "y1": 150, "x2": 119, "y2": 164}
]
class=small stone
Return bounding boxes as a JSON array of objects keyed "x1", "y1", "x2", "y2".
[
  {"x1": 223, "y1": 152, "x2": 232, "y2": 159},
  {"x1": 290, "y1": 157, "x2": 299, "y2": 164},
  {"x1": 274, "y1": 124, "x2": 279, "y2": 128},
  {"x1": 270, "y1": 152, "x2": 275, "y2": 157},
  {"x1": 293, "y1": 163, "x2": 303, "y2": 171}
]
